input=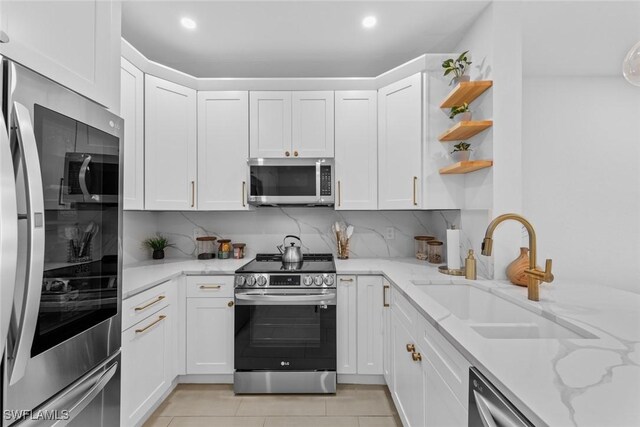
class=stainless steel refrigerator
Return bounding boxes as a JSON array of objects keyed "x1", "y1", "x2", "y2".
[{"x1": 0, "y1": 57, "x2": 122, "y2": 426}]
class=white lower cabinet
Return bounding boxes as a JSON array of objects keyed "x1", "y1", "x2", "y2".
[
  {"x1": 121, "y1": 280, "x2": 177, "y2": 427},
  {"x1": 357, "y1": 276, "x2": 384, "y2": 375},
  {"x1": 337, "y1": 275, "x2": 357, "y2": 374},
  {"x1": 390, "y1": 286, "x2": 469, "y2": 427},
  {"x1": 186, "y1": 296, "x2": 235, "y2": 374}
]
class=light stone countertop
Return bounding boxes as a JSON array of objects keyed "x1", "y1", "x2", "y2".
[{"x1": 123, "y1": 257, "x2": 640, "y2": 427}]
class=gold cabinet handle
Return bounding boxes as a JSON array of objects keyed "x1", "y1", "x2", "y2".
[
  {"x1": 242, "y1": 181, "x2": 246, "y2": 207},
  {"x1": 228, "y1": 301, "x2": 235, "y2": 307},
  {"x1": 294, "y1": 151, "x2": 299, "y2": 157},
  {"x1": 383, "y1": 284, "x2": 390, "y2": 307},
  {"x1": 406, "y1": 343, "x2": 415, "y2": 353},
  {"x1": 199, "y1": 284, "x2": 222, "y2": 290},
  {"x1": 134, "y1": 295, "x2": 165, "y2": 311},
  {"x1": 135, "y1": 315, "x2": 166, "y2": 334},
  {"x1": 339, "y1": 278, "x2": 354, "y2": 282},
  {"x1": 191, "y1": 181, "x2": 195, "y2": 208},
  {"x1": 412, "y1": 176, "x2": 418, "y2": 206},
  {"x1": 285, "y1": 151, "x2": 290, "y2": 157},
  {"x1": 337, "y1": 180, "x2": 342, "y2": 207},
  {"x1": 412, "y1": 352, "x2": 422, "y2": 362}
]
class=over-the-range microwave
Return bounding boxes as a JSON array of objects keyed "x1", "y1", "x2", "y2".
[{"x1": 247, "y1": 158, "x2": 334, "y2": 206}]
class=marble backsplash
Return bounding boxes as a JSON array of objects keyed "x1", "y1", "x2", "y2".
[{"x1": 123, "y1": 208, "x2": 492, "y2": 278}]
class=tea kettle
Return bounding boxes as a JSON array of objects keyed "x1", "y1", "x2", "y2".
[{"x1": 277, "y1": 235, "x2": 303, "y2": 263}]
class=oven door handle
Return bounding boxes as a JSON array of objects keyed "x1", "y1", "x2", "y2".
[{"x1": 235, "y1": 293, "x2": 336, "y2": 305}]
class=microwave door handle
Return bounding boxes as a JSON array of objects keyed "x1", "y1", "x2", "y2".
[
  {"x1": 78, "y1": 155, "x2": 92, "y2": 201},
  {"x1": 316, "y1": 161, "x2": 321, "y2": 201},
  {"x1": 9, "y1": 102, "x2": 45, "y2": 386},
  {"x1": 0, "y1": 110, "x2": 19, "y2": 360}
]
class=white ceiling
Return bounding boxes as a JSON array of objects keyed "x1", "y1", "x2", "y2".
[
  {"x1": 522, "y1": 1, "x2": 640, "y2": 77},
  {"x1": 121, "y1": 1, "x2": 490, "y2": 78}
]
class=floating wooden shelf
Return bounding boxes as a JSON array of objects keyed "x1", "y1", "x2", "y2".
[
  {"x1": 440, "y1": 160, "x2": 493, "y2": 175},
  {"x1": 439, "y1": 120, "x2": 493, "y2": 141},
  {"x1": 440, "y1": 80, "x2": 493, "y2": 108}
]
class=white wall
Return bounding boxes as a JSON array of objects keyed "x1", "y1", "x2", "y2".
[{"x1": 522, "y1": 78, "x2": 640, "y2": 293}]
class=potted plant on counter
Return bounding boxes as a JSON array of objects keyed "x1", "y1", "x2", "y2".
[
  {"x1": 442, "y1": 50, "x2": 472, "y2": 85},
  {"x1": 143, "y1": 234, "x2": 174, "y2": 260},
  {"x1": 449, "y1": 103, "x2": 471, "y2": 121},
  {"x1": 451, "y1": 142, "x2": 472, "y2": 163}
]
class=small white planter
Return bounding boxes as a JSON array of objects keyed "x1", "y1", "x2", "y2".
[
  {"x1": 451, "y1": 151, "x2": 471, "y2": 163},
  {"x1": 451, "y1": 75, "x2": 471, "y2": 86},
  {"x1": 454, "y1": 111, "x2": 472, "y2": 122}
]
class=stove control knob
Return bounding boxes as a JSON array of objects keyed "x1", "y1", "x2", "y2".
[
  {"x1": 246, "y1": 275, "x2": 256, "y2": 286},
  {"x1": 313, "y1": 275, "x2": 323, "y2": 286},
  {"x1": 257, "y1": 275, "x2": 267, "y2": 286},
  {"x1": 323, "y1": 275, "x2": 334, "y2": 286},
  {"x1": 303, "y1": 275, "x2": 313, "y2": 286},
  {"x1": 235, "y1": 276, "x2": 246, "y2": 287}
]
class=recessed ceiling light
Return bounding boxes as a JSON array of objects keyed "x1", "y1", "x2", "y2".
[
  {"x1": 181, "y1": 17, "x2": 197, "y2": 30},
  {"x1": 362, "y1": 16, "x2": 377, "y2": 29}
]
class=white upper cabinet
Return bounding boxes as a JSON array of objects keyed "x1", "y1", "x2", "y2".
[
  {"x1": 356, "y1": 276, "x2": 384, "y2": 375},
  {"x1": 120, "y1": 59, "x2": 144, "y2": 210},
  {"x1": 0, "y1": 0, "x2": 121, "y2": 111},
  {"x1": 250, "y1": 91, "x2": 334, "y2": 158},
  {"x1": 250, "y1": 91, "x2": 292, "y2": 158},
  {"x1": 335, "y1": 91, "x2": 378, "y2": 210},
  {"x1": 198, "y1": 91, "x2": 250, "y2": 210},
  {"x1": 292, "y1": 91, "x2": 334, "y2": 158},
  {"x1": 378, "y1": 73, "x2": 423, "y2": 209},
  {"x1": 145, "y1": 75, "x2": 197, "y2": 210}
]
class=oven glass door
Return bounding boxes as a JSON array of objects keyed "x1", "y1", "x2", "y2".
[
  {"x1": 250, "y1": 165, "x2": 317, "y2": 197},
  {"x1": 235, "y1": 302, "x2": 336, "y2": 371}
]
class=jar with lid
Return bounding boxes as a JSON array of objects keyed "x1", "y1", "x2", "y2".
[
  {"x1": 414, "y1": 235, "x2": 435, "y2": 260},
  {"x1": 427, "y1": 240, "x2": 444, "y2": 264},
  {"x1": 232, "y1": 243, "x2": 246, "y2": 259},
  {"x1": 196, "y1": 236, "x2": 217, "y2": 260},
  {"x1": 217, "y1": 239, "x2": 232, "y2": 259}
]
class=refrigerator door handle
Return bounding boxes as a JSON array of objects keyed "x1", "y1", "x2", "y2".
[
  {"x1": 17, "y1": 356, "x2": 119, "y2": 427},
  {"x1": 0, "y1": 108, "x2": 18, "y2": 359},
  {"x1": 9, "y1": 101, "x2": 45, "y2": 386}
]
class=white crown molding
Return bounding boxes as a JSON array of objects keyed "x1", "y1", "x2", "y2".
[{"x1": 122, "y1": 38, "x2": 453, "y2": 91}]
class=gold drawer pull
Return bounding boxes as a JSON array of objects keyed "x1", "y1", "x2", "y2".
[
  {"x1": 412, "y1": 352, "x2": 422, "y2": 362},
  {"x1": 339, "y1": 278, "x2": 354, "y2": 282},
  {"x1": 135, "y1": 315, "x2": 166, "y2": 334},
  {"x1": 134, "y1": 295, "x2": 165, "y2": 311},
  {"x1": 228, "y1": 301, "x2": 235, "y2": 307},
  {"x1": 199, "y1": 284, "x2": 222, "y2": 290},
  {"x1": 406, "y1": 343, "x2": 415, "y2": 353}
]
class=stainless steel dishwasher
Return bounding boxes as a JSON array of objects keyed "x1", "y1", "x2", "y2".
[{"x1": 469, "y1": 368, "x2": 534, "y2": 427}]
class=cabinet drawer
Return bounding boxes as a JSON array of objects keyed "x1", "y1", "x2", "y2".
[
  {"x1": 417, "y1": 316, "x2": 470, "y2": 408},
  {"x1": 186, "y1": 275, "x2": 234, "y2": 298},
  {"x1": 122, "y1": 280, "x2": 172, "y2": 331},
  {"x1": 391, "y1": 287, "x2": 418, "y2": 336}
]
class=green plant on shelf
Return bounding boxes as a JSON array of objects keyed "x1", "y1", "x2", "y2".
[
  {"x1": 449, "y1": 103, "x2": 470, "y2": 119},
  {"x1": 451, "y1": 141, "x2": 472, "y2": 154},
  {"x1": 442, "y1": 51, "x2": 472, "y2": 84}
]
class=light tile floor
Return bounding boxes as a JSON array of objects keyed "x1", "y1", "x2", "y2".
[{"x1": 144, "y1": 384, "x2": 401, "y2": 427}]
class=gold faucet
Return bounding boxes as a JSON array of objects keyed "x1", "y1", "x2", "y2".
[{"x1": 481, "y1": 213, "x2": 554, "y2": 301}]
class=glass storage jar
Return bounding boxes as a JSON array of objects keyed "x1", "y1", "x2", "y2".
[
  {"x1": 414, "y1": 235, "x2": 435, "y2": 260},
  {"x1": 217, "y1": 239, "x2": 232, "y2": 259},
  {"x1": 196, "y1": 236, "x2": 217, "y2": 260},
  {"x1": 427, "y1": 240, "x2": 444, "y2": 264},
  {"x1": 233, "y1": 243, "x2": 246, "y2": 259}
]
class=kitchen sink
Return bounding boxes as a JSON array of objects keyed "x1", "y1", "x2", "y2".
[{"x1": 411, "y1": 282, "x2": 595, "y2": 339}]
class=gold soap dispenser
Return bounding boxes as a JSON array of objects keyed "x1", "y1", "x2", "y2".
[{"x1": 465, "y1": 249, "x2": 477, "y2": 280}]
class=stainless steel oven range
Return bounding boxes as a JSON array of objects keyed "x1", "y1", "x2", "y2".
[{"x1": 233, "y1": 254, "x2": 337, "y2": 394}]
